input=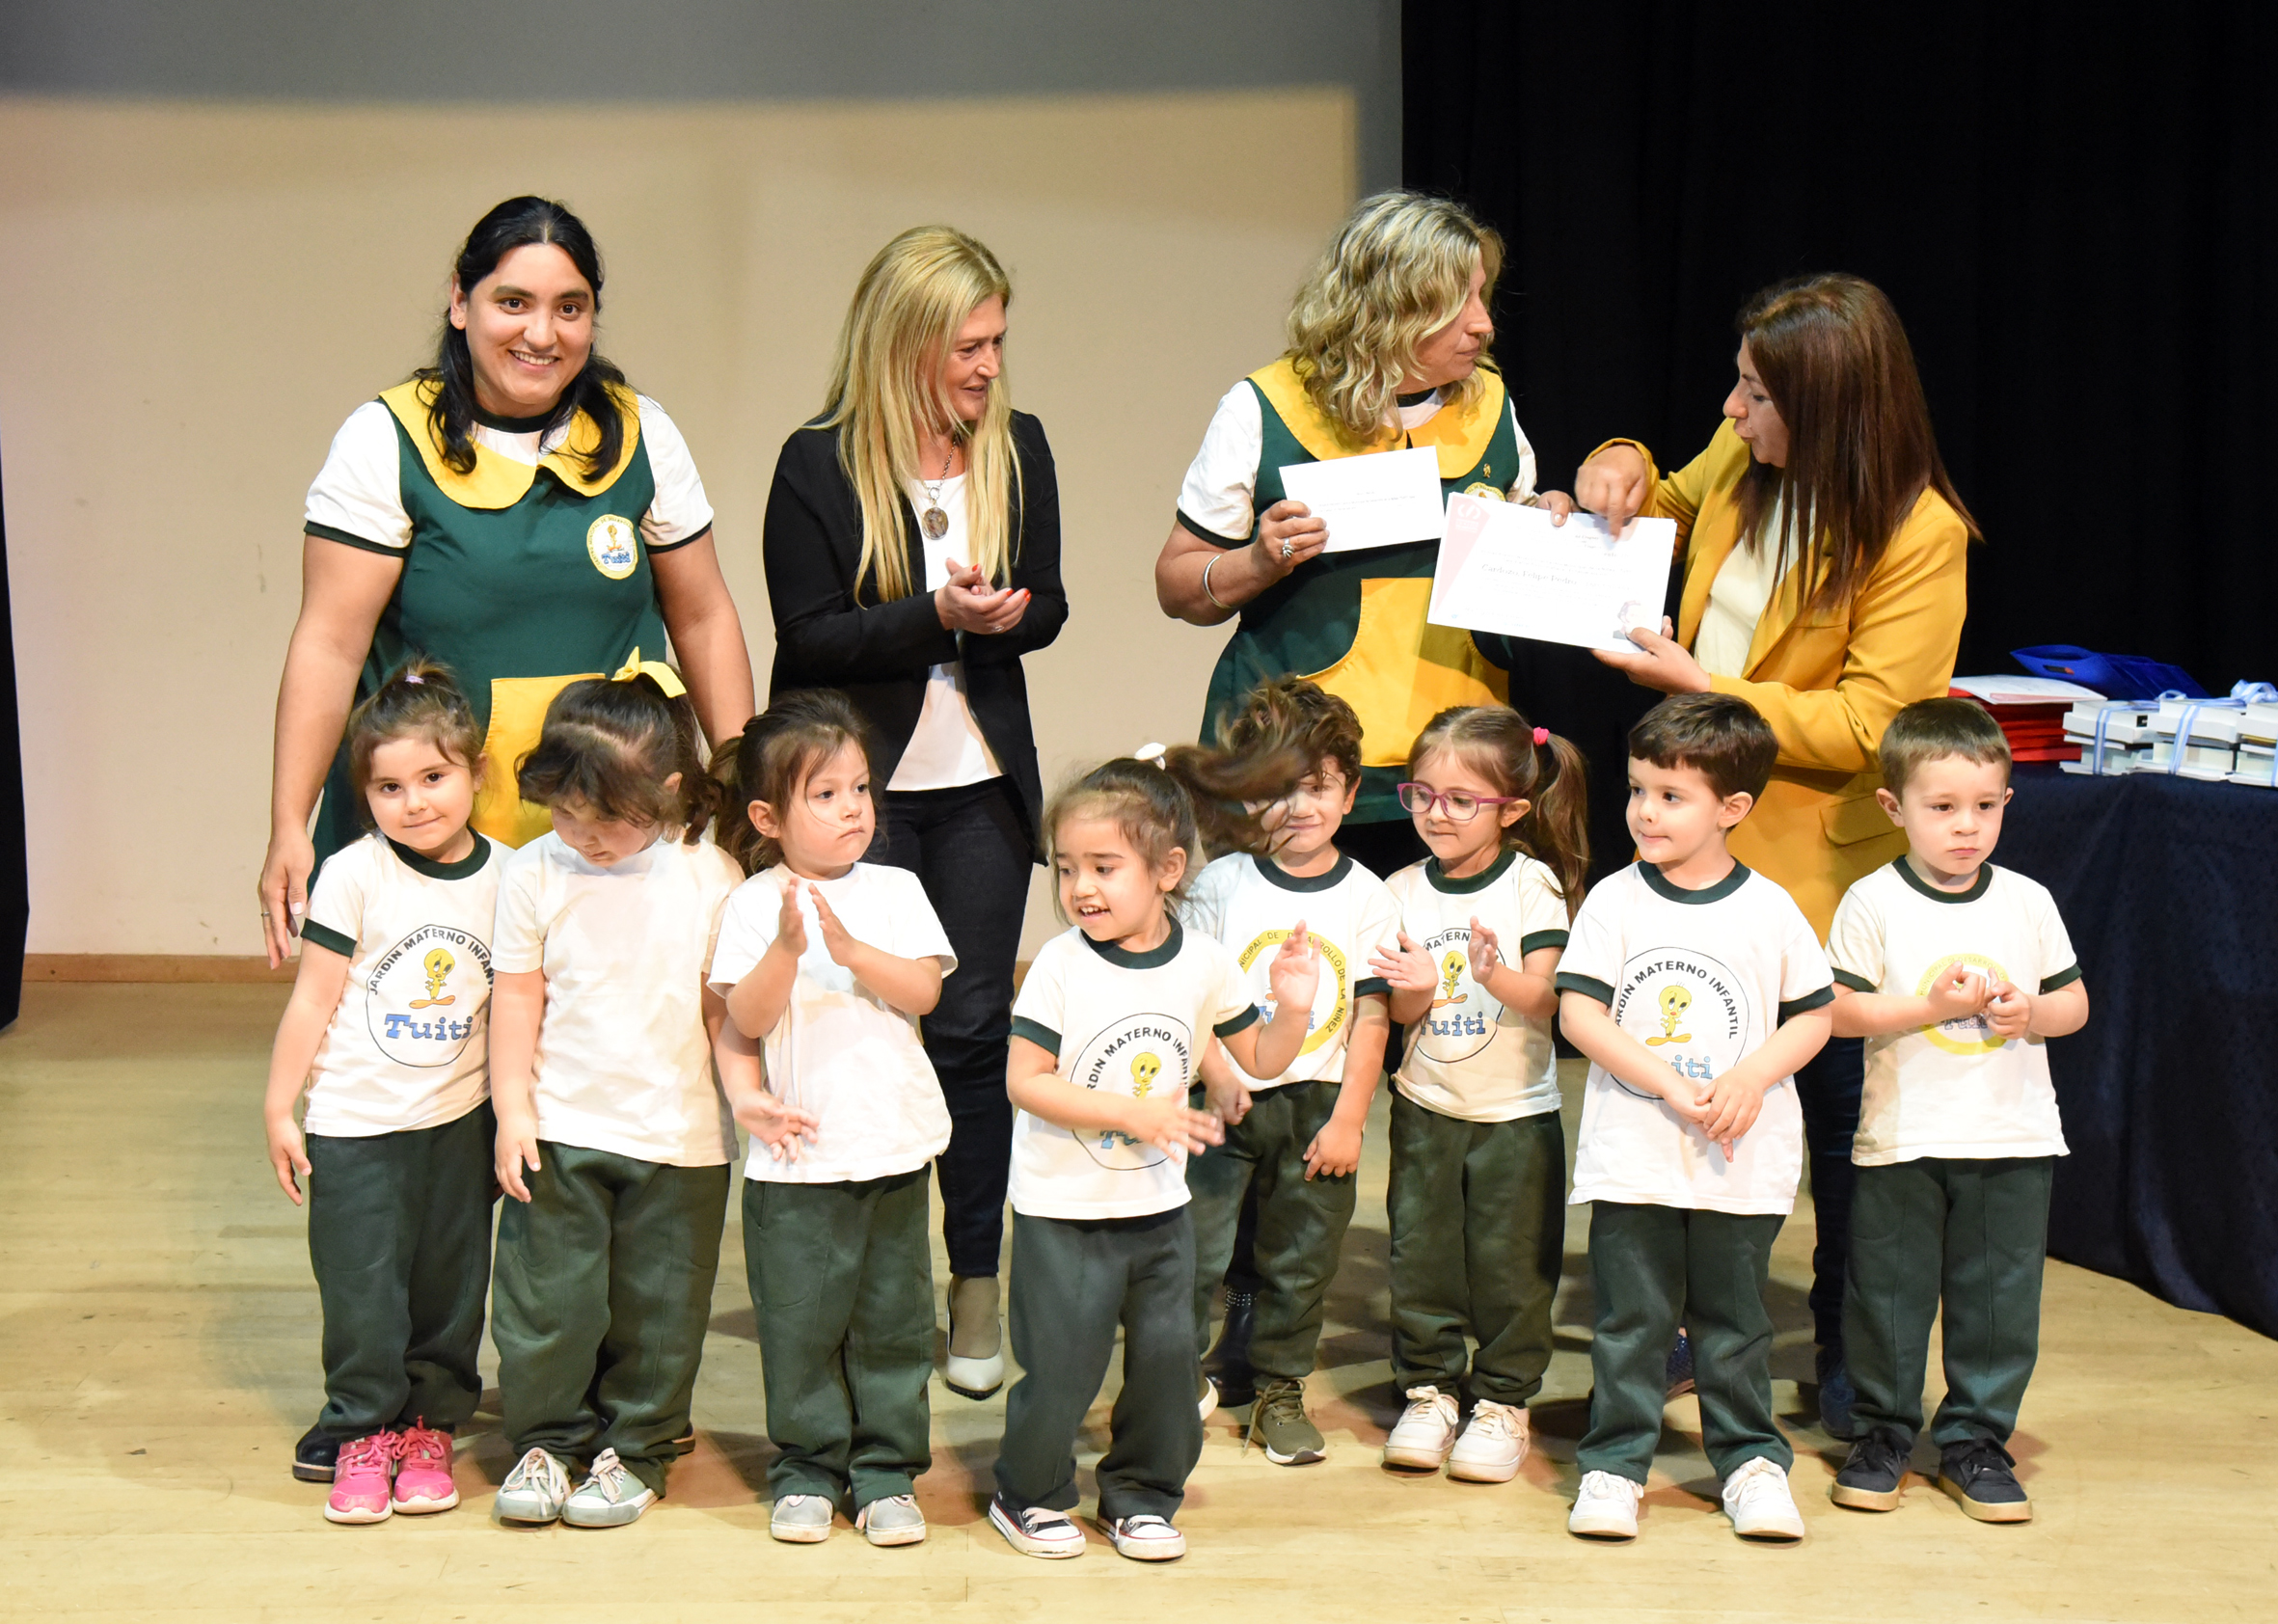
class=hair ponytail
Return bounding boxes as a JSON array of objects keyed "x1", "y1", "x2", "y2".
[
  {"x1": 517, "y1": 663, "x2": 718, "y2": 842},
  {"x1": 1410, "y1": 704, "x2": 1591, "y2": 917},
  {"x1": 710, "y1": 690, "x2": 873, "y2": 877}
]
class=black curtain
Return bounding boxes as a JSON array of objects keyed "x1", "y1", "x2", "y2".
[
  {"x1": 0, "y1": 437, "x2": 25, "y2": 1027},
  {"x1": 1405, "y1": 0, "x2": 2278, "y2": 882}
]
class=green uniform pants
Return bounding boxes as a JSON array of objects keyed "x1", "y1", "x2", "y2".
[
  {"x1": 1187, "y1": 1079, "x2": 1358, "y2": 1380},
  {"x1": 995, "y1": 1207, "x2": 1203, "y2": 1521},
  {"x1": 304, "y1": 1102, "x2": 494, "y2": 1437},
  {"x1": 491, "y1": 1142, "x2": 729, "y2": 1496},
  {"x1": 743, "y1": 1168, "x2": 935, "y2": 1507},
  {"x1": 1578, "y1": 1202, "x2": 1791, "y2": 1483},
  {"x1": 1386, "y1": 1094, "x2": 1564, "y2": 1405},
  {"x1": 1844, "y1": 1154, "x2": 2053, "y2": 1449}
]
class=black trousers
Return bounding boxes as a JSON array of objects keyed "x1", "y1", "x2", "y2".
[
  {"x1": 1796, "y1": 1034, "x2": 1865, "y2": 1355},
  {"x1": 872, "y1": 776, "x2": 1028, "y2": 1280}
]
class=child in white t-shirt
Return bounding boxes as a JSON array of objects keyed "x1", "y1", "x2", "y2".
[
  {"x1": 1183, "y1": 678, "x2": 1398, "y2": 1464},
  {"x1": 263, "y1": 662, "x2": 500, "y2": 1525},
  {"x1": 1366, "y1": 703, "x2": 1590, "y2": 1485},
  {"x1": 992, "y1": 752, "x2": 1319, "y2": 1563},
  {"x1": 1825, "y1": 698, "x2": 2089, "y2": 1524},
  {"x1": 1556, "y1": 692, "x2": 1834, "y2": 1544},
  {"x1": 705, "y1": 690, "x2": 957, "y2": 1550},
  {"x1": 486, "y1": 657, "x2": 795, "y2": 1531}
]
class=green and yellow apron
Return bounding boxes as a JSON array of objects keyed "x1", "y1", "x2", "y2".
[
  {"x1": 308, "y1": 379, "x2": 668, "y2": 864},
  {"x1": 1200, "y1": 358, "x2": 1522, "y2": 824}
]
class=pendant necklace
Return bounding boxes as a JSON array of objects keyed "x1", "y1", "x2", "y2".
[{"x1": 919, "y1": 437, "x2": 955, "y2": 541}]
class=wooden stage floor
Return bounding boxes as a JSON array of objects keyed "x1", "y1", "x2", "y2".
[{"x1": 3, "y1": 985, "x2": 2269, "y2": 1621}]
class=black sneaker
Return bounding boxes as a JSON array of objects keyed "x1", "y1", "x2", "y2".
[
  {"x1": 1204, "y1": 1287, "x2": 1257, "y2": 1409},
  {"x1": 1939, "y1": 1438, "x2": 2031, "y2": 1523},
  {"x1": 1663, "y1": 1331, "x2": 1695, "y2": 1398},
  {"x1": 1831, "y1": 1425, "x2": 1913, "y2": 1511},
  {"x1": 293, "y1": 1423, "x2": 341, "y2": 1483}
]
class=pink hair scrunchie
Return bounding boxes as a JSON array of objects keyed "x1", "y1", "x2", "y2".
[{"x1": 1532, "y1": 726, "x2": 1550, "y2": 746}]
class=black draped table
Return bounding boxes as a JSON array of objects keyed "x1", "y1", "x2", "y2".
[{"x1": 1998, "y1": 764, "x2": 2278, "y2": 1339}]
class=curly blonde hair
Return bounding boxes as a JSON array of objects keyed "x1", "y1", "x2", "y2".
[{"x1": 1284, "y1": 191, "x2": 1504, "y2": 442}]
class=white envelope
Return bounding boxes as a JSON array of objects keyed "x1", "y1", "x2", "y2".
[
  {"x1": 1425, "y1": 495, "x2": 1677, "y2": 654},
  {"x1": 1276, "y1": 446, "x2": 1448, "y2": 553}
]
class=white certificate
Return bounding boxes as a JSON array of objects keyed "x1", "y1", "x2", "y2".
[
  {"x1": 1426, "y1": 495, "x2": 1677, "y2": 654},
  {"x1": 1276, "y1": 446, "x2": 1447, "y2": 553}
]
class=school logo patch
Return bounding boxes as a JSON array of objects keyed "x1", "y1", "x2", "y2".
[
  {"x1": 366, "y1": 924, "x2": 493, "y2": 1067},
  {"x1": 1916, "y1": 952, "x2": 2011, "y2": 1055},
  {"x1": 1608, "y1": 946, "x2": 1749, "y2": 1101},
  {"x1": 586, "y1": 513, "x2": 638, "y2": 580},
  {"x1": 1235, "y1": 929, "x2": 1347, "y2": 1056},
  {"x1": 1412, "y1": 923, "x2": 1498, "y2": 1063},
  {"x1": 1066, "y1": 1013, "x2": 1194, "y2": 1171}
]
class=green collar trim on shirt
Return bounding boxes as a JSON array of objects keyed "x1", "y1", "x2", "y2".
[
  {"x1": 387, "y1": 832, "x2": 492, "y2": 881},
  {"x1": 1426, "y1": 848, "x2": 1516, "y2": 895},
  {"x1": 1252, "y1": 853, "x2": 1352, "y2": 893},
  {"x1": 1638, "y1": 857, "x2": 1750, "y2": 906},
  {"x1": 1893, "y1": 855, "x2": 1993, "y2": 904},
  {"x1": 472, "y1": 404, "x2": 559, "y2": 434},
  {"x1": 1082, "y1": 916, "x2": 1184, "y2": 970}
]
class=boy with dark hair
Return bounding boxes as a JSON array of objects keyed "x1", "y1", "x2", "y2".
[
  {"x1": 1556, "y1": 691, "x2": 1835, "y2": 1542},
  {"x1": 1825, "y1": 697, "x2": 2090, "y2": 1523}
]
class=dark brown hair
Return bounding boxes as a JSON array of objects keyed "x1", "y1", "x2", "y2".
[
  {"x1": 1044, "y1": 738, "x2": 1311, "y2": 915},
  {"x1": 710, "y1": 690, "x2": 874, "y2": 876},
  {"x1": 1628, "y1": 691, "x2": 1779, "y2": 802},
  {"x1": 1408, "y1": 705, "x2": 1590, "y2": 915},
  {"x1": 345, "y1": 660, "x2": 485, "y2": 828},
  {"x1": 1220, "y1": 674, "x2": 1363, "y2": 790},
  {"x1": 516, "y1": 665, "x2": 719, "y2": 842},
  {"x1": 1879, "y1": 697, "x2": 2011, "y2": 795},
  {"x1": 1734, "y1": 273, "x2": 1981, "y2": 616}
]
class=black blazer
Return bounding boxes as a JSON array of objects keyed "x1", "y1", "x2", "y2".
[{"x1": 761, "y1": 412, "x2": 1068, "y2": 854}]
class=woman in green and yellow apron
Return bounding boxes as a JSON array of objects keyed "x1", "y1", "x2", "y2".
[
  {"x1": 258, "y1": 196, "x2": 756, "y2": 964},
  {"x1": 1153, "y1": 190, "x2": 1568, "y2": 879}
]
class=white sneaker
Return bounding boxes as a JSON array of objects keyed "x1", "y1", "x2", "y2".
[
  {"x1": 1447, "y1": 1399, "x2": 1530, "y2": 1482},
  {"x1": 560, "y1": 1448, "x2": 656, "y2": 1528},
  {"x1": 1102, "y1": 1513, "x2": 1186, "y2": 1561},
  {"x1": 770, "y1": 1493, "x2": 835, "y2": 1543},
  {"x1": 1722, "y1": 1456, "x2": 1806, "y2": 1540},
  {"x1": 1198, "y1": 1372, "x2": 1219, "y2": 1421},
  {"x1": 1568, "y1": 1470, "x2": 1642, "y2": 1539},
  {"x1": 1382, "y1": 1384, "x2": 1461, "y2": 1470},
  {"x1": 495, "y1": 1447, "x2": 573, "y2": 1525},
  {"x1": 990, "y1": 1493, "x2": 1085, "y2": 1558},
  {"x1": 856, "y1": 1493, "x2": 927, "y2": 1547}
]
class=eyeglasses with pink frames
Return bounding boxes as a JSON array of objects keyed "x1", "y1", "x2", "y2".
[{"x1": 1397, "y1": 782, "x2": 1524, "y2": 822}]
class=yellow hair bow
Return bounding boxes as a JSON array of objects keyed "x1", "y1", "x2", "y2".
[{"x1": 610, "y1": 648, "x2": 687, "y2": 698}]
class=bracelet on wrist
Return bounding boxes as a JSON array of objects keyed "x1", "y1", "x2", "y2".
[{"x1": 1202, "y1": 551, "x2": 1232, "y2": 612}]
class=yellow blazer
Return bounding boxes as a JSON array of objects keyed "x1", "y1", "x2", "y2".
[{"x1": 1617, "y1": 421, "x2": 1970, "y2": 939}]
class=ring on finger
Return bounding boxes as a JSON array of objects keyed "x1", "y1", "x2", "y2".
[{"x1": 1281, "y1": 538, "x2": 1294, "y2": 560}]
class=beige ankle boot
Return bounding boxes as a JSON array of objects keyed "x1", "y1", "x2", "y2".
[{"x1": 945, "y1": 1274, "x2": 1004, "y2": 1398}]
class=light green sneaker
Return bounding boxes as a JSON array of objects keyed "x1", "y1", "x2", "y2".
[
  {"x1": 1247, "y1": 1377, "x2": 1326, "y2": 1466},
  {"x1": 495, "y1": 1447, "x2": 572, "y2": 1525},
  {"x1": 560, "y1": 1448, "x2": 656, "y2": 1528}
]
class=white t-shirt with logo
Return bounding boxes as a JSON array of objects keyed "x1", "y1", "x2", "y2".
[
  {"x1": 1384, "y1": 850, "x2": 1572, "y2": 1123},
  {"x1": 1558, "y1": 861, "x2": 1834, "y2": 1215},
  {"x1": 708, "y1": 862, "x2": 959, "y2": 1184},
  {"x1": 491, "y1": 831, "x2": 743, "y2": 1168},
  {"x1": 300, "y1": 832, "x2": 500, "y2": 1138},
  {"x1": 1828, "y1": 859, "x2": 2080, "y2": 1166},
  {"x1": 1007, "y1": 920, "x2": 1259, "y2": 1220},
  {"x1": 1181, "y1": 852, "x2": 1399, "y2": 1090}
]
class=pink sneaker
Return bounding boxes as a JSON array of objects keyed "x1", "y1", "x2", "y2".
[
  {"x1": 392, "y1": 1421, "x2": 459, "y2": 1514},
  {"x1": 324, "y1": 1431, "x2": 399, "y2": 1524}
]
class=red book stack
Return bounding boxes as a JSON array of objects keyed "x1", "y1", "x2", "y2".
[{"x1": 1947, "y1": 677, "x2": 2104, "y2": 764}]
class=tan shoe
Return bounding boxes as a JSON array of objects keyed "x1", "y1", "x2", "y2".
[{"x1": 945, "y1": 1274, "x2": 1004, "y2": 1398}]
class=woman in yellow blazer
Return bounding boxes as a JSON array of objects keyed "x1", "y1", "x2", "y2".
[{"x1": 1575, "y1": 273, "x2": 1976, "y2": 1438}]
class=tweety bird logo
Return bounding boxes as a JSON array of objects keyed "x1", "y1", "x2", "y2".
[
  {"x1": 1129, "y1": 1052, "x2": 1160, "y2": 1098},
  {"x1": 1643, "y1": 984, "x2": 1692, "y2": 1046},
  {"x1": 408, "y1": 948, "x2": 456, "y2": 1010},
  {"x1": 1433, "y1": 951, "x2": 1468, "y2": 1009}
]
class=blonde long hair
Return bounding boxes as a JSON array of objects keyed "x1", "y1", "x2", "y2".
[
  {"x1": 1285, "y1": 191, "x2": 1504, "y2": 443},
  {"x1": 819, "y1": 226, "x2": 1022, "y2": 604}
]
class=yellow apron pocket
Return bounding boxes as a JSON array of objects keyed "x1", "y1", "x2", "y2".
[
  {"x1": 1304, "y1": 578, "x2": 1507, "y2": 768},
  {"x1": 470, "y1": 672, "x2": 602, "y2": 848}
]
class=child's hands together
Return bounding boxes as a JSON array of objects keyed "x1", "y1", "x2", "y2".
[
  {"x1": 1466, "y1": 915, "x2": 1503, "y2": 982},
  {"x1": 1924, "y1": 964, "x2": 1993, "y2": 1025},
  {"x1": 1699, "y1": 1063, "x2": 1769, "y2": 1152},
  {"x1": 1126, "y1": 1096, "x2": 1227, "y2": 1159},
  {"x1": 1369, "y1": 931, "x2": 1438, "y2": 992},
  {"x1": 1206, "y1": 1070, "x2": 1254, "y2": 1126},
  {"x1": 809, "y1": 885, "x2": 862, "y2": 968},
  {"x1": 267, "y1": 1114, "x2": 311, "y2": 1204},
  {"x1": 736, "y1": 1091, "x2": 823, "y2": 1161},
  {"x1": 774, "y1": 877, "x2": 810, "y2": 957},
  {"x1": 1268, "y1": 920, "x2": 1320, "y2": 1015},
  {"x1": 1303, "y1": 1116, "x2": 1363, "y2": 1180},
  {"x1": 1984, "y1": 980, "x2": 2034, "y2": 1039}
]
